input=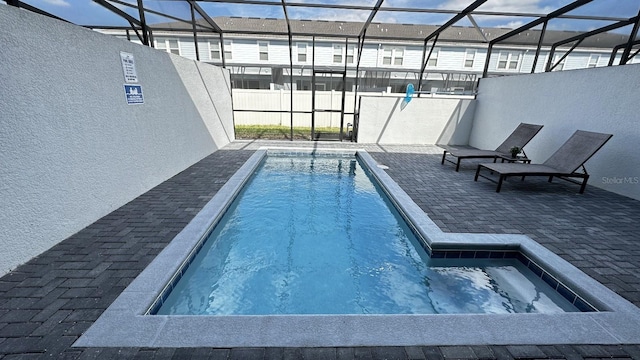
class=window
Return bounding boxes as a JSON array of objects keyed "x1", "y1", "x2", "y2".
[
  {"x1": 393, "y1": 48, "x2": 404, "y2": 65},
  {"x1": 346, "y1": 45, "x2": 355, "y2": 64},
  {"x1": 297, "y1": 43, "x2": 307, "y2": 62},
  {"x1": 168, "y1": 40, "x2": 179, "y2": 55},
  {"x1": 223, "y1": 40, "x2": 232, "y2": 60},
  {"x1": 333, "y1": 44, "x2": 343, "y2": 63},
  {"x1": 333, "y1": 44, "x2": 356, "y2": 64},
  {"x1": 497, "y1": 51, "x2": 521, "y2": 70},
  {"x1": 210, "y1": 40, "x2": 232, "y2": 61},
  {"x1": 382, "y1": 46, "x2": 404, "y2": 66},
  {"x1": 464, "y1": 49, "x2": 476, "y2": 68},
  {"x1": 427, "y1": 48, "x2": 439, "y2": 67},
  {"x1": 258, "y1": 41, "x2": 269, "y2": 61},
  {"x1": 296, "y1": 79, "x2": 311, "y2": 90},
  {"x1": 382, "y1": 48, "x2": 392, "y2": 65},
  {"x1": 588, "y1": 54, "x2": 600, "y2": 68},
  {"x1": 155, "y1": 38, "x2": 180, "y2": 55},
  {"x1": 209, "y1": 41, "x2": 220, "y2": 60},
  {"x1": 155, "y1": 39, "x2": 166, "y2": 51},
  {"x1": 551, "y1": 54, "x2": 565, "y2": 71}
]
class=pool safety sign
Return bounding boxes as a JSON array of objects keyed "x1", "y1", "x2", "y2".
[
  {"x1": 124, "y1": 84, "x2": 144, "y2": 105},
  {"x1": 120, "y1": 52, "x2": 138, "y2": 83}
]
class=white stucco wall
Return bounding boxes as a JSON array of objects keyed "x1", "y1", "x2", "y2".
[
  {"x1": 471, "y1": 64, "x2": 640, "y2": 200},
  {"x1": 357, "y1": 97, "x2": 477, "y2": 145},
  {"x1": 0, "y1": 6, "x2": 234, "y2": 274}
]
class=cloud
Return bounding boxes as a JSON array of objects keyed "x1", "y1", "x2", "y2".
[
  {"x1": 383, "y1": 0, "x2": 417, "y2": 7},
  {"x1": 439, "y1": 0, "x2": 554, "y2": 14},
  {"x1": 288, "y1": 7, "x2": 371, "y2": 22},
  {"x1": 42, "y1": 0, "x2": 71, "y2": 6},
  {"x1": 494, "y1": 20, "x2": 525, "y2": 29},
  {"x1": 434, "y1": 0, "x2": 560, "y2": 29}
]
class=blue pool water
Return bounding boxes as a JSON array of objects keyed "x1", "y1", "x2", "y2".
[{"x1": 156, "y1": 154, "x2": 578, "y2": 315}]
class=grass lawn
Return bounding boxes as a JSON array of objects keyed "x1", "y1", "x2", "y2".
[{"x1": 235, "y1": 125, "x2": 341, "y2": 140}]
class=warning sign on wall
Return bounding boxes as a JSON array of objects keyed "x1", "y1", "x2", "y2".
[
  {"x1": 124, "y1": 84, "x2": 144, "y2": 105},
  {"x1": 120, "y1": 52, "x2": 138, "y2": 83}
]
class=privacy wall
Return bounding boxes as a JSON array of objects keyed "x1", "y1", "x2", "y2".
[
  {"x1": 471, "y1": 64, "x2": 640, "y2": 200},
  {"x1": 358, "y1": 96, "x2": 476, "y2": 145},
  {"x1": 0, "y1": 6, "x2": 234, "y2": 275}
]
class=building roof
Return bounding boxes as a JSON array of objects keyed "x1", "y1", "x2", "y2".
[{"x1": 149, "y1": 17, "x2": 631, "y2": 49}]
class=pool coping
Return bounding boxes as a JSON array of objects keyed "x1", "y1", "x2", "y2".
[{"x1": 74, "y1": 147, "x2": 640, "y2": 348}]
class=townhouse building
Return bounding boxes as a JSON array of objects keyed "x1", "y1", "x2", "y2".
[{"x1": 102, "y1": 17, "x2": 637, "y2": 94}]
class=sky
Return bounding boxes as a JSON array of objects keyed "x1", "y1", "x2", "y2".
[{"x1": 12, "y1": 0, "x2": 640, "y2": 34}]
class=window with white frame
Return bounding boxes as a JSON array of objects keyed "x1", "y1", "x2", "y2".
[
  {"x1": 297, "y1": 43, "x2": 308, "y2": 62},
  {"x1": 346, "y1": 45, "x2": 356, "y2": 64},
  {"x1": 333, "y1": 44, "x2": 343, "y2": 63},
  {"x1": 258, "y1": 41, "x2": 269, "y2": 61},
  {"x1": 155, "y1": 38, "x2": 180, "y2": 55},
  {"x1": 551, "y1": 54, "x2": 565, "y2": 71},
  {"x1": 382, "y1": 46, "x2": 404, "y2": 66},
  {"x1": 223, "y1": 40, "x2": 232, "y2": 60},
  {"x1": 464, "y1": 49, "x2": 476, "y2": 68},
  {"x1": 210, "y1": 40, "x2": 232, "y2": 61},
  {"x1": 588, "y1": 54, "x2": 600, "y2": 68},
  {"x1": 209, "y1": 41, "x2": 221, "y2": 60},
  {"x1": 155, "y1": 39, "x2": 167, "y2": 51},
  {"x1": 393, "y1": 47, "x2": 404, "y2": 65},
  {"x1": 497, "y1": 51, "x2": 521, "y2": 70},
  {"x1": 427, "y1": 47, "x2": 439, "y2": 67},
  {"x1": 333, "y1": 44, "x2": 356, "y2": 64}
]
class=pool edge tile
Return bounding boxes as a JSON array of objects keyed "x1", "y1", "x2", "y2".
[{"x1": 75, "y1": 148, "x2": 640, "y2": 348}]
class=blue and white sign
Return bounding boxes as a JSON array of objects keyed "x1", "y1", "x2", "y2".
[{"x1": 124, "y1": 84, "x2": 144, "y2": 105}]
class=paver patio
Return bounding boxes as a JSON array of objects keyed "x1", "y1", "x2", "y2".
[{"x1": 1, "y1": 140, "x2": 639, "y2": 359}]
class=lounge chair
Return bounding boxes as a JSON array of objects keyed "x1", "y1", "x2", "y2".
[
  {"x1": 474, "y1": 130, "x2": 613, "y2": 193},
  {"x1": 441, "y1": 123, "x2": 543, "y2": 171}
]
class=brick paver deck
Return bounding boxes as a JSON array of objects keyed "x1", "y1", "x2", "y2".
[{"x1": 1, "y1": 140, "x2": 639, "y2": 359}]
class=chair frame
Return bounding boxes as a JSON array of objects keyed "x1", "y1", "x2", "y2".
[
  {"x1": 473, "y1": 130, "x2": 612, "y2": 193},
  {"x1": 440, "y1": 123, "x2": 543, "y2": 172},
  {"x1": 442, "y1": 149, "x2": 530, "y2": 172},
  {"x1": 475, "y1": 163, "x2": 590, "y2": 193}
]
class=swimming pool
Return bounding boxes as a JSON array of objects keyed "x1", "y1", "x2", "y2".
[
  {"x1": 75, "y1": 147, "x2": 640, "y2": 348},
  {"x1": 154, "y1": 154, "x2": 579, "y2": 315}
]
